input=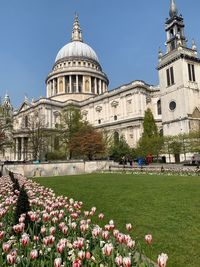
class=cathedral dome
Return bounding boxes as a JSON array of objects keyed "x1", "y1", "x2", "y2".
[{"x1": 55, "y1": 41, "x2": 99, "y2": 63}]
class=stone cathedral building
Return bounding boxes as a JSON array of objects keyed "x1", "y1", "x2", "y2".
[{"x1": 6, "y1": 0, "x2": 200, "y2": 161}]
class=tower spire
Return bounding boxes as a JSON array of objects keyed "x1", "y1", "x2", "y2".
[
  {"x1": 169, "y1": 0, "x2": 178, "y2": 18},
  {"x1": 71, "y1": 13, "x2": 83, "y2": 42}
]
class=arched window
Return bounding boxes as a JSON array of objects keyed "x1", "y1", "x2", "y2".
[
  {"x1": 114, "y1": 131, "x2": 119, "y2": 145},
  {"x1": 157, "y1": 100, "x2": 162, "y2": 115},
  {"x1": 25, "y1": 115, "x2": 28, "y2": 128}
]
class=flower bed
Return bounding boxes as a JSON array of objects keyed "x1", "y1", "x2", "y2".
[{"x1": 0, "y1": 173, "x2": 168, "y2": 266}]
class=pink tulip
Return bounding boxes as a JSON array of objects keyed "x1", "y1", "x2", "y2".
[
  {"x1": 21, "y1": 233, "x2": 30, "y2": 247},
  {"x1": 126, "y1": 223, "x2": 132, "y2": 231},
  {"x1": 115, "y1": 255, "x2": 123, "y2": 266},
  {"x1": 0, "y1": 230, "x2": 5, "y2": 240},
  {"x1": 7, "y1": 253, "x2": 17, "y2": 265},
  {"x1": 78, "y1": 250, "x2": 85, "y2": 260},
  {"x1": 62, "y1": 226, "x2": 68, "y2": 235},
  {"x1": 33, "y1": 235, "x2": 39, "y2": 242},
  {"x1": 73, "y1": 259, "x2": 82, "y2": 267},
  {"x1": 98, "y1": 213, "x2": 104, "y2": 220},
  {"x1": 85, "y1": 251, "x2": 91, "y2": 260},
  {"x1": 57, "y1": 243, "x2": 65, "y2": 254},
  {"x1": 30, "y1": 249, "x2": 38, "y2": 260},
  {"x1": 54, "y1": 258, "x2": 62, "y2": 267},
  {"x1": 102, "y1": 230, "x2": 110, "y2": 240},
  {"x1": 71, "y1": 222, "x2": 77, "y2": 229},
  {"x1": 145, "y1": 234, "x2": 153, "y2": 244},
  {"x1": 157, "y1": 253, "x2": 168, "y2": 267},
  {"x1": 50, "y1": 226, "x2": 56, "y2": 235},
  {"x1": 102, "y1": 243, "x2": 113, "y2": 256},
  {"x1": 2, "y1": 242, "x2": 10, "y2": 253},
  {"x1": 123, "y1": 256, "x2": 131, "y2": 267},
  {"x1": 127, "y1": 240, "x2": 135, "y2": 248}
]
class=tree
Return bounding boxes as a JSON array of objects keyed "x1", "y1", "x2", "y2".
[
  {"x1": 69, "y1": 124, "x2": 106, "y2": 160},
  {"x1": 143, "y1": 108, "x2": 159, "y2": 138},
  {"x1": 58, "y1": 106, "x2": 84, "y2": 159},
  {"x1": 109, "y1": 135, "x2": 134, "y2": 162},
  {"x1": 137, "y1": 108, "x2": 164, "y2": 159},
  {"x1": 26, "y1": 111, "x2": 49, "y2": 160}
]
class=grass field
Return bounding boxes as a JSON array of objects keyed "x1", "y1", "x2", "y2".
[{"x1": 34, "y1": 173, "x2": 200, "y2": 267}]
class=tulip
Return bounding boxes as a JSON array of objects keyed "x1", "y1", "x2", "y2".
[
  {"x1": 102, "y1": 243, "x2": 113, "y2": 256},
  {"x1": 123, "y1": 256, "x2": 131, "y2": 267},
  {"x1": 115, "y1": 255, "x2": 123, "y2": 266},
  {"x1": 98, "y1": 213, "x2": 104, "y2": 220},
  {"x1": 20, "y1": 233, "x2": 30, "y2": 247},
  {"x1": 30, "y1": 249, "x2": 38, "y2": 260},
  {"x1": 73, "y1": 259, "x2": 82, "y2": 267},
  {"x1": 54, "y1": 258, "x2": 62, "y2": 267},
  {"x1": 62, "y1": 226, "x2": 68, "y2": 235},
  {"x1": 3, "y1": 242, "x2": 10, "y2": 253},
  {"x1": 0, "y1": 230, "x2": 5, "y2": 240},
  {"x1": 78, "y1": 250, "x2": 85, "y2": 260},
  {"x1": 127, "y1": 240, "x2": 135, "y2": 248},
  {"x1": 50, "y1": 226, "x2": 56, "y2": 235},
  {"x1": 7, "y1": 253, "x2": 17, "y2": 265},
  {"x1": 85, "y1": 251, "x2": 91, "y2": 260},
  {"x1": 126, "y1": 223, "x2": 132, "y2": 231},
  {"x1": 157, "y1": 253, "x2": 168, "y2": 267},
  {"x1": 57, "y1": 243, "x2": 65, "y2": 254},
  {"x1": 102, "y1": 231, "x2": 110, "y2": 240},
  {"x1": 145, "y1": 234, "x2": 153, "y2": 244}
]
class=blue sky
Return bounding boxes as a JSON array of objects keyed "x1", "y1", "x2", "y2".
[{"x1": 0, "y1": 0, "x2": 200, "y2": 108}]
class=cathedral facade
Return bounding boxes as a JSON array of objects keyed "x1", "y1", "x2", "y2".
[{"x1": 8, "y1": 0, "x2": 200, "y2": 161}]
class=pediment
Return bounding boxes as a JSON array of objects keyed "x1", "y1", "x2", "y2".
[
  {"x1": 18, "y1": 101, "x2": 31, "y2": 113},
  {"x1": 191, "y1": 107, "x2": 200, "y2": 118}
]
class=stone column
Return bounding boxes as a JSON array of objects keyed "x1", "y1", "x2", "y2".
[
  {"x1": 95, "y1": 78, "x2": 97, "y2": 94},
  {"x1": 98, "y1": 80, "x2": 101, "y2": 94},
  {"x1": 69, "y1": 76, "x2": 72, "y2": 93},
  {"x1": 76, "y1": 75, "x2": 79, "y2": 93},
  {"x1": 46, "y1": 83, "x2": 49, "y2": 98},
  {"x1": 53, "y1": 79, "x2": 55, "y2": 95},
  {"x1": 21, "y1": 137, "x2": 24, "y2": 161},
  {"x1": 15, "y1": 138, "x2": 18, "y2": 160},
  {"x1": 63, "y1": 76, "x2": 65, "y2": 93}
]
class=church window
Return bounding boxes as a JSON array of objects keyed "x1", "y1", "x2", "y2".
[
  {"x1": 98, "y1": 119, "x2": 101, "y2": 124},
  {"x1": 114, "y1": 115, "x2": 117, "y2": 121},
  {"x1": 157, "y1": 100, "x2": 162, "y2": 115},
  {"x1": 166, "y1": 67, "x2": 175, "y2": 86},
  {"x1": 24, "y1": 115, "x2": 28, "y2": 128},
  {"x1": 169, "y1": 101, "x2": 176, "y2": 111},
  {"x1": 188, "y1": 63, "x2": 196, "y2": 82}
]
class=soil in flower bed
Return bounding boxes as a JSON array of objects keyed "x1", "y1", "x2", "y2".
[{"x1": 34, "y1": 173, "x2": 200, "y2": 267}]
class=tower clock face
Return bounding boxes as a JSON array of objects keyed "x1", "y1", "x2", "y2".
[{"x1": 169, "y1": 101, "x2": 176, "y2": 111}]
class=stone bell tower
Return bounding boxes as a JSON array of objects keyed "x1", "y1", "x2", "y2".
[{"x1": 158, "y1": 0, "x2": 200, "y2": 136}]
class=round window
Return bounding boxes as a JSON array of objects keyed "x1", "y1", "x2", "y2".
[{"x1": 169, "y1": 101, "x2": 176, "y2": 111}]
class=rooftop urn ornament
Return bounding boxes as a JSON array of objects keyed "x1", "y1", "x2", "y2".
[
  {"x1": 192, "y1": 39, "x2": 198, "y2": 54},
  {"x1": 158, "y1": 47, "x2": 163, "y2": 61},
  {"x1": 169, "y1": 0, "x2": 178, "y2": 18}
]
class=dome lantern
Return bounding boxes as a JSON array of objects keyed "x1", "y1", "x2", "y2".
[{"x1": 71, "y1": 14, "x2": 83, "y2": 42}]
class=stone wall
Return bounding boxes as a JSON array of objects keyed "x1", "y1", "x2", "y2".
[{"x1": 3, "y1": 160, "x2": 114, "y2": 177}]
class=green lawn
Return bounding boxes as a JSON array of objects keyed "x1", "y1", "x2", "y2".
[{"x1": 34, "y1": 173, "x2": 200, "y2": 267}]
